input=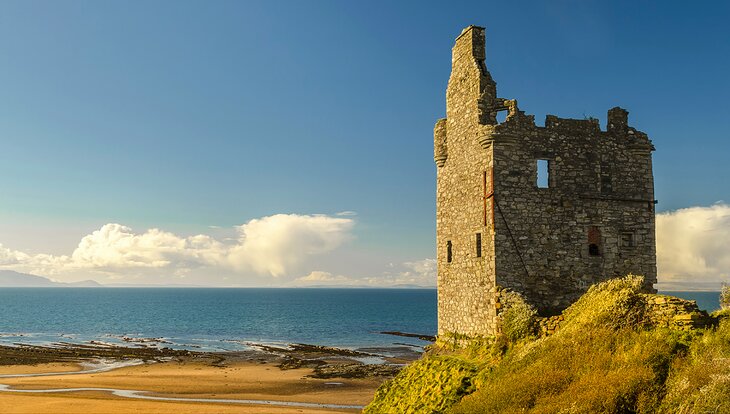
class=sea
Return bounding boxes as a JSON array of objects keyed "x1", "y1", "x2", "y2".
[
  {"x1": 0, "y1": 288, "x2": 721, "y2": 353},
  {"x1": 0, "y1": 288, "x2": 437, "y2": 353}
]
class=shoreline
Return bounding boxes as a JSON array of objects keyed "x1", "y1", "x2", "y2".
[
  {"x1": 0, "y1": 330, "x2": 432, "y2": 355},
  {"x1": 0, "y1": 340, "x2": 418, "y2": 371},
  {"x1": 0, "y1": 341, "x2": 414, "y2": 413}
]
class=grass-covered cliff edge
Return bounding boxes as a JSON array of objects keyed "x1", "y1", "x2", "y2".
[{"x1": 365, "y1": 276, "x2": 730, "y2": 413}]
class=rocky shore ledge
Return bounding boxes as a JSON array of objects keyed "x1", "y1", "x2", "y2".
[{"x1": 0, "y1": 340, "x2": 420, "y2": 379}]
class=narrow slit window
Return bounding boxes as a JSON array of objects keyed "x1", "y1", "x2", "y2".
[
  {"x1": 447, "y1": 241, "x2": 453, "y2": 263},
  {"x1": 476, "y1": 233, "x2": 482, "y2": 257},
  {"x1": 537, "y1": 159, "x2": 550, "y2": 188}
]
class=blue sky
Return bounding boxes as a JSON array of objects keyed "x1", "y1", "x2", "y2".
[{"x1": 0, "y1": 1, "x2": 728, "y2": 287}]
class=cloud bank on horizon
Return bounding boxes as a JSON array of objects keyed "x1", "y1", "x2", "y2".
[
  {"x1": 1, "y1": 205, "x2": 728, "y2": 289},
  {"x1": 0, "y1": 212, "x2": 438, "y2": 287},
  {"x1": 294, "y1": 258, "x2": 437, "y2": 287},
  {"x1": 655, "y1": 203, "x2": 730, "y2": 290},
  {"x1": 0, "y1": 213, "x2": 358, "y2": 284}
]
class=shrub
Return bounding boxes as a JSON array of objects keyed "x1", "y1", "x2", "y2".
[
  {"x1": 560, "y1": 274, "x2": 647, "y2": 332},
  {"x1": 721, "y1": 283, "x2": 730, "y2": 310},
  {"x1": 498, "y1": 290, "x2": 537, "y2": 341},
  {"x1": 713, "y1": 308, "x2": 730, "y2": 320}
]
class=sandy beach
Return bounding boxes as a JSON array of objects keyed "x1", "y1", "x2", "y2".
[{"x1": 0, "y1": 343, "x2": 410, "y2": 413}]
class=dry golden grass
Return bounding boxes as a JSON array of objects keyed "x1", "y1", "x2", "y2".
[{"x1": 365, "y1": 276, "x2": 730, "y2": 414}]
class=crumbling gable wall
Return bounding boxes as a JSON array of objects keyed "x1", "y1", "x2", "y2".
[{"x1": 435, "y1": 27, "x2": 498, "y2": 336}]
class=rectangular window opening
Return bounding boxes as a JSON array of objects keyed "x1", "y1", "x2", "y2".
[
  {"x1": 537, "y1": 159, "x2": 550, "y2": 188},
  {"x1": 621, "y1": 232, "x2": 635, "y2": 248},
  {"x1": 447, "y1": 241, "x2": 453, "y2": 263},
  {"x1": 476, "y1": 233, "x2": 482, "y2": 257}
]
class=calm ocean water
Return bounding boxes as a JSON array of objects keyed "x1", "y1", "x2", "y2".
[
  {"x1": 0, "y1": 288, "x2": 720, "y2": 353},
  {"x1": 0, "y1": 288, "x2": 437, "y2": 352}
]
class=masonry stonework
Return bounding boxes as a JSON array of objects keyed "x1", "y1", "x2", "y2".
[{"x1": 435, "y1": 26, "x2": 657, "y2": 337}]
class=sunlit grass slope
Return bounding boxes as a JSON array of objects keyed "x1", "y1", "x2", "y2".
[{"x1": 365, "y1": 276, "x2": 730, "y2": 414}]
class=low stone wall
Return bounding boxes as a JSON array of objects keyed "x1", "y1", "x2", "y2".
[
  {"x1": 535, "y1": 294, "x2": 712, "y2": 337},
  {"x1": 640, "y1": 294, "x2": 712, "y2": 330},
  {"x1": 537, "y1": 315, "x2": 564, "y2": 336},
  {"x1": 443, "y1": 290, "x2": 715, "y2": 345}
]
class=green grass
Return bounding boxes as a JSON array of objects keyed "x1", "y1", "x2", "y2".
[
  {"x1": 364, "y1": 276, "x2": 730, "y2": 414},
  {"x1": 362, "y1": 355, "x2": 479, "y2": 414},
  {"x1": 498, "y1": 289, "x2": 538, "y2": 341}
]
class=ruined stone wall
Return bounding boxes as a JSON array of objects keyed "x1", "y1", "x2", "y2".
[
  {"x1": 435, "y1": 26, "x2": 497, "y2": 336},
  {"x1": 491, "y1": 109, "x2": 656, "y2": 314},
  {"x1": 641, "y1": 294, "x2": 712, "y2": 330},
  {"x1": 535, "y1": 294, "x2": 710, "y2": 336},
  {"x1": 435, "y1": 25, "x2": 657, "y2": 337}
]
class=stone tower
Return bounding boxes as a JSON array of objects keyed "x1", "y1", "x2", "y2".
[{"x1": 435, "y1": 26, "x2": 657, "y2": 337}]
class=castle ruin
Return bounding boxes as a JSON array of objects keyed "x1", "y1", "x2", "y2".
[{"x1": 435, "y1": 26, "x2": 657, "y2": 337}]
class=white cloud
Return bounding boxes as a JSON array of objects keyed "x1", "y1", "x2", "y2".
[
  {"x1": 1, "y1": 243, "x2": 67, "y2": 276},
  {"x1": 656, "y1": 203, "x2": 730, "y2": 290},
  {"x1": 335, "y1": 211, "x2": 357, "y2": 217},
  {"x1": 228, "y1": 214, "x2": 354, "y2": 277},
  {"x1": 346, "y1": 258, "x2": 436, "y2": 287},
  {"x1": 70, "y1": 224, "x2": 219, "y2": 269},
  {"x1": 296, "y1": 271, "x2": 350, "y2": 284},
  {"x1": 0, "y1": 214, "x2": 354, "y2": 283},
  {"x1": 293, "y1": 258, "x2": 437, "y2": 288},
  {"x1": 401, "y1": 259, "x2": 437, "y2": 282},
  {"x1": 0, "y1": 244, "x2": 30, "y2": 265},
  {"x1": 365, "y1": 258, "x2": 436, "y2": 287}
]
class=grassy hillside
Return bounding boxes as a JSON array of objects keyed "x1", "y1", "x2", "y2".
[{"x1": 365, "y1": 276, "x2": 730, "y2": 414}]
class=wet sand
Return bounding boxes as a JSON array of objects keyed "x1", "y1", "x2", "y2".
[
  {"x1": 0, "y1": 359, "x2": 381, "y2": 413},
  {"x1": 0, "y1": 342, "x2": 418, "y2": 413}
]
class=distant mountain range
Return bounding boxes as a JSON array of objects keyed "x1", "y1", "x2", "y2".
[
  {"x1": 0, "y1": 270, "x2": 435, "y2": 289},
  {"x1": 0, "y1": 271, "x2": 204, "y2": 288},
  {"x1": 0, "y1": 270, "x2": 102, "y2": 287}
]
